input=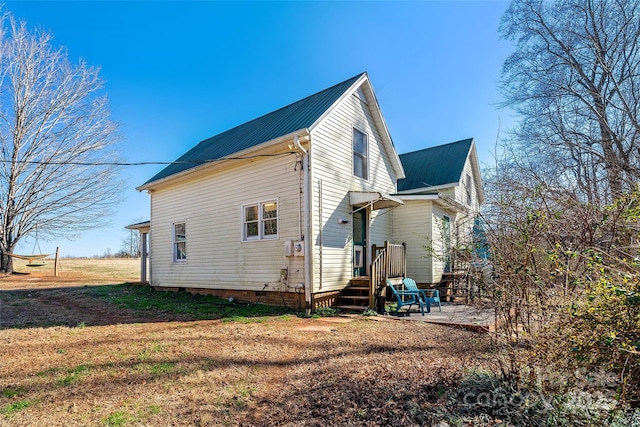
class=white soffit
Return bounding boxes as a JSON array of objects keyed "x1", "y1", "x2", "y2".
[{"x1": 349, "y1": 191, "x2": 404, "y2": 210}]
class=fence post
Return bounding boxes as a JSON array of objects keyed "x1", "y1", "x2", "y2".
[{"x1": 54, "y1": 247, "x2": 59, "y2": 277}]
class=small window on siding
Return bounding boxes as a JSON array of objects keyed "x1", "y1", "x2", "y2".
[
  {"x1": 243, "y1": 200, "x2": 278, "y2": 241},
  {"x1": 244, "y1": 205, "x2": 259, "y2": 239},
  {"x1": 353, "y1": 128, "x2": 368, "y2": 180},
  {"x1": 465, "y1": 173, "x2": 472, "y2": 205},
  {"x1": 173, "y1": 222, "x2": 186, "y2": 262},
  {"x1": 262, "y1": 202, "x2": 278, "y2": 237}
]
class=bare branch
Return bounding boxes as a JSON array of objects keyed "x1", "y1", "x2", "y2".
[{"x1": 0, "y1": 14, "x2": 122, "y2": 272}]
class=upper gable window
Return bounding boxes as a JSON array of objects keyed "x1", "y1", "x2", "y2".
[{"x1": 353, "y1": 128, "x2": 368, "y2": 180}]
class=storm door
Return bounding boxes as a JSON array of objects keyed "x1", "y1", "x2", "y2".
[{"x1": 353, "y1": 209, "x2": 367, "y2": 277}]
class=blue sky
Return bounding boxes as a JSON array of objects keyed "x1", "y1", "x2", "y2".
[{"x1": 8, "y1": 1, "x2": 513, "y2": 257}]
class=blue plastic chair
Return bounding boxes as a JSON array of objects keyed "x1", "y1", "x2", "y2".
[
  {"x1": 402, "y1": 277, "x2": 441, "y2": 312},
  {"x1": 386, "y1": 279, "x2": 428, "y2": 316}
]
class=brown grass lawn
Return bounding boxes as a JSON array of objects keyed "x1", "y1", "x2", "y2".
[
  {"x1": 1, "y1": 257, "x2": 140, "y2": 290},
  {"x1": 0, "y1": 259, "x2": 496, "y2": 426}
]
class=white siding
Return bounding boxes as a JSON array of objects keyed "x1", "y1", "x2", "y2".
[
  {"x1": 392, "y1": 201, "x2": 433, "y2": 283},
  {"x1": 149, "y1": 154, "x2": 305, "y2": 291},
  {"x1": 431, "y1": 206, "x2": 454, "y2": 283},
  {"x1": 453, "y1": 156, "x2": 481, "y2": 212},
  {"x1": 311, "y1": 88, "x2": 398, "y2": 292},
  {"x1": 441, "y1": 157, "x2": 481, "y2": 250}
]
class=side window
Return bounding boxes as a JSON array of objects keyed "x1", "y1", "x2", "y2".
[
  {"x1": 262, "y1": 202, "x2": 278, "y2": 237},
  {"x1": 244, "y1": 205, "x2": 259, "y2": 240},
  {"x1": 173, "y1": 222, "x2": 186, "y2": 262},
  {"x1": 353, "y1": 128, "x2": 368, "y2": 180},
  {"x1": 242, "y1": 201, "x2": 278, "y2": 241}
]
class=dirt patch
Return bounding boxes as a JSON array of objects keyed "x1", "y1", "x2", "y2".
[
  {"x1": 1, "y1": 287, "x2": 167, "y2": 328},
  {"x1": 315, "y1": 316, "x2": 355, "y2": 324},
  {"x1": 1, "y1": 259, "x2": 150, "y2": 328},
  {"x1": 295, "y1": 324, "x2": 338, "y2": 332}
]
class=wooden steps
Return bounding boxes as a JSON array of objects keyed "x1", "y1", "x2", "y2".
[
  {"x1": 334, "y1": 277, "x2": 371, "y2": 312},
  {"x1": 438, "y1": 272, "x2": 469, "y2": 303},
  {"x1": 334, "y1": 304, "x2": 369, "y2": 312},
  {"x1": 346, "y1": 286, "x2": 368, "y2": 291}
]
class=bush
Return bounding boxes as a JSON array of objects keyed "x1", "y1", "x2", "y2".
[{"x1": 480, "y1": 185, "x2": 640, "y2": 407}]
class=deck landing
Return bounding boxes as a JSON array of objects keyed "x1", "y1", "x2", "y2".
[{"x1": 388, "y1": 303, "x2": 497, "y2": 331}]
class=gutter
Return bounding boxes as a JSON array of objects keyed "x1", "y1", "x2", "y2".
[{"x1": 293, "y1": 133, "x2": 313, "y2": 306}]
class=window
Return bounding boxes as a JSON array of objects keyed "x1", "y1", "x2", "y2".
[
  {"x1": 353, "y1": 128, "x2": 368, "y2": 179},
  {"x1": 262, "y1": 202, "x2": 278, "y2": 237},
  {"x1": 244, "y1": 205, "x2": 259, "y2": 239},
  {"x1": 173, "y1": 222, "x2": 186, "y2": 262},
  {"x1": 243, "y1": 200, "x2": 278, "y2": 241},
  {"x1": 465, "y1": 173, "x2": 472, "y2": 205}
]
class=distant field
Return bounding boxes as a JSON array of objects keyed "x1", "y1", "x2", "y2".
[{"x1": 2, "y1": 257, "x2": 140, "y2": 289}]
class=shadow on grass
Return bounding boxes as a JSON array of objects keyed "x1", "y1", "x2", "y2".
[{"x1": 0, "y1": 283, "x2": 296, "y2": 330}]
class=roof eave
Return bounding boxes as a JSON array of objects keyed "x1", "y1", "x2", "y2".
[
  {"x1": 394, "y1": 194, "x2": 439, "y2": 201},
  {"x1": 468, "y1": 140, "x2": 485, "y2": 204},
  {"x1": 137, "y1": 128, "x2": 311, "y2": 192},
  {"x1": 394, "y1": 193, "x2": 468, "y2": 213},
  {"x1": 126, "y1": 221, "x2": 150, "y2": 232},
  {"x1": 395, "y1": 182, "x2": 458, "y2": 195}
]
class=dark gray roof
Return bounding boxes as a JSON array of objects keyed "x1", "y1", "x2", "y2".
[
  {"x1": 397, "y1": 138, "x2": 473, "y2": 192},
  {"x1": 144, "y1": 73, "x2": 365, "y2": 185}
]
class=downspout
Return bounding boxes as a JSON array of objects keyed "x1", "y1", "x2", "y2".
[{"x1": 293, "y1": 134, "x2": 313, "y2": 307}]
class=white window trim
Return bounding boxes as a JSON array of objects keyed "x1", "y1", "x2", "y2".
[
  {"x1": 172, "y1": 221, "x2": 187, "y2": 264},
  {"x1": 241, "y1": 199, "x2": 279, "y2": 242},
  {"x1": 352, "y1": 126, "x2": 369, "y2": 181}
]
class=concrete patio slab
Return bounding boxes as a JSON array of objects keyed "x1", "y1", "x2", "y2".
[{"x1": 386, "y1": 303, "x2": 497, "y2": 332}]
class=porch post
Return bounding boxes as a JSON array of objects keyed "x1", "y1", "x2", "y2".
[{"x1": 140, "y1": 232, "x2": 148, "y2": 282}]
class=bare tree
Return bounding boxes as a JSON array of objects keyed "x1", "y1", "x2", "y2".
[
  {"x1": 0, "y1": 15, "x2": 122, "y2": 272},
  {"x1": 499, "y1": 0, "x2": 640, "y2": 203}
]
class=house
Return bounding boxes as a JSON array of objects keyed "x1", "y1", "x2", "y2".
[
  {"x1": 394, "y1": 138, "x2": 484, "y2": 285},
  {"x1": 131, "y1": 72, "x2": 483, "y2": 310}
]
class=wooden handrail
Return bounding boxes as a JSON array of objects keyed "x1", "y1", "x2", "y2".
[
  {"x1": 368, "y1": 241, "x2": 407, "y2": 308},
  {"x1": 369, "y1": 250, "x2": 386, "y2": 307}
]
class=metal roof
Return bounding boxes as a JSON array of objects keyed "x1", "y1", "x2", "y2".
[
  {"x1": 397, "y1": 138, "x2": 473, "y2": 192},
  {"x1": 144, "y1": 73, "x2": 365, "y2": 185}
]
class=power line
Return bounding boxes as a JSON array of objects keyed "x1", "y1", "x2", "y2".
[{"x1": 0, "y1": 151, "x2": 298, "y2": 167}]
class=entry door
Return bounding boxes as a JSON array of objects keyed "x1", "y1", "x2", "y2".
[{"x1": 353, "y1": 210, "x2": 367, "y2": 277}]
